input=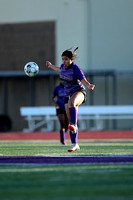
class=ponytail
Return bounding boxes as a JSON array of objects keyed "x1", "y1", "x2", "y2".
[{"x1": 62, "y1": 46, "x2": 79, "y2": 60}]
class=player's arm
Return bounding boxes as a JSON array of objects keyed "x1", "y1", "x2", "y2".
[
  {"x1": 81, "y1": 78, "x2": 95, "y2": 90},
  {"x1": 52, "y1": 95, "x2": 57, "y2": 106},
  {"x1": 75, "y1": 66, "x2": 95, "y2": 90},
  {"x1": 52, "y1": 95, "x2": 56, "y2": 104},
  {"x1": 46, "y1": 61, "x2": 60, "y2": 72},
  {"x1": 52, "y1": 96, "x2": 59, "y2": 109}
]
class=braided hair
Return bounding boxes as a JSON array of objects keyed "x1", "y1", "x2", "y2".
[{"x1": 62, "y1": 46, "x2": 79, "y2": 60}]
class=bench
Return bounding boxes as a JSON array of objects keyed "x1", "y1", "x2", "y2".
[
  {"x1": 20, "y1": 106, "x2": 57, "y2": 132},
  {"x1": 78, "y1": 105, "x2": 133, "y2": 130},
  {"x1": 20, "y1": 105, "x2": 133, "y2": 132}
]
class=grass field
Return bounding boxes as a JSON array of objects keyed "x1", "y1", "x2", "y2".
[
  {"x1": 0, "y1": 140, "x2": 133, "y2": 155},
  {"x1": 0, "y1": 140, "x2": 133, "y2": 200}
]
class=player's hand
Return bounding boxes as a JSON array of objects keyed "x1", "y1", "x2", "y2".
[
  {"x1": 46, "y1": 61, "x2": 52, "y2": 68},
  {"x1": 89, "y1": 84, "x2": 95, "y2": 90},
  {"x1": 56, "y1": 105, "x2": 59, "y2": 109}
]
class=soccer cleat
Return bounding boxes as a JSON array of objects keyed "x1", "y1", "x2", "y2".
[
  {"x1": 68, "y1": 144, "x2": 80, "y2": 152},
  {"x1": 68, "y1": 124, "x2": 77, "y2": 134}
]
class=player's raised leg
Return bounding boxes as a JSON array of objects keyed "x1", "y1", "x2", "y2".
[{"x1": 68, "y1": 91, "x2": 84, "y2": 134}]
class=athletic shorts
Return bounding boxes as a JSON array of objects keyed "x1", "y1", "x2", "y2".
[
  {"x1": 56, "y1": 108, "x2": 66, "y2": 115},
  {"x1": 65, "y1": 89, "x2": 87, "y2": 104}
]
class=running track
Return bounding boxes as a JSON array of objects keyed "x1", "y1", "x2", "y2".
[{"x1": 0, "y1": 130, "x2": 133, "y2": 140}]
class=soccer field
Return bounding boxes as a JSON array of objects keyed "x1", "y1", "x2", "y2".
[{"x1": 0, "y1": 140, "x2": 133, "y2": 200}]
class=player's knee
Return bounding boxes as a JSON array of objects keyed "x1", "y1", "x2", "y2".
[{"x1": 68, "y1": 100, "x2": 75, "y2": 107}]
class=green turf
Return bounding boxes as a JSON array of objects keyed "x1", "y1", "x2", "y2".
[
  {"x1": 0, "y1": 164, "x2": 133, "y2": 200},
  {"x1": 0, "y1": 140, "x2": 133, "y2": 200},
  {"x1": 0, "y1": 141, "x2": 133, "y2": 155}
]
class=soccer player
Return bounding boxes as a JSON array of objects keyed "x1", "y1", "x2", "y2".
[
  {"x1": 46, "y1": 47, "x2": 95, "y2": 152},
  {"x1": 52, "y1": 81, "x2": 68, "y2": 145}
]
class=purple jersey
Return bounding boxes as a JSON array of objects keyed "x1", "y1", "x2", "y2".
[
  {"x1": 53, "y1": 84, "x2": 65, "y2": 110},
  {"x1": 60, "y1": 63, "x2": 85, "y2": 97}
]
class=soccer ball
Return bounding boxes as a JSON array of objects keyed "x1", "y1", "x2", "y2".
[{"x1": 24, "y1": 62, "x2": 39, "y2": 77}]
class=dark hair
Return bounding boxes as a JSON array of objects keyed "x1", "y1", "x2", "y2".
[{"x1": 62, "y1": 46, "x2": 79, "y2": 60}]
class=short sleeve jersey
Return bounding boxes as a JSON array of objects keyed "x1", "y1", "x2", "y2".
[
  {"x1": 60, "y1": 63, "x2": 85, "y2": 97},
  {"x1": 52, "y1": 84, "x2": 65, "y2": 110}
]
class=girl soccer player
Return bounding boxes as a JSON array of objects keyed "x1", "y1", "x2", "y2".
[
  {"x1": 46, "y1": 47, "x2": 95, "y2": 152},
  {"x1": 52, "y1": 81, "x2": 68, "y2": 145}
]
